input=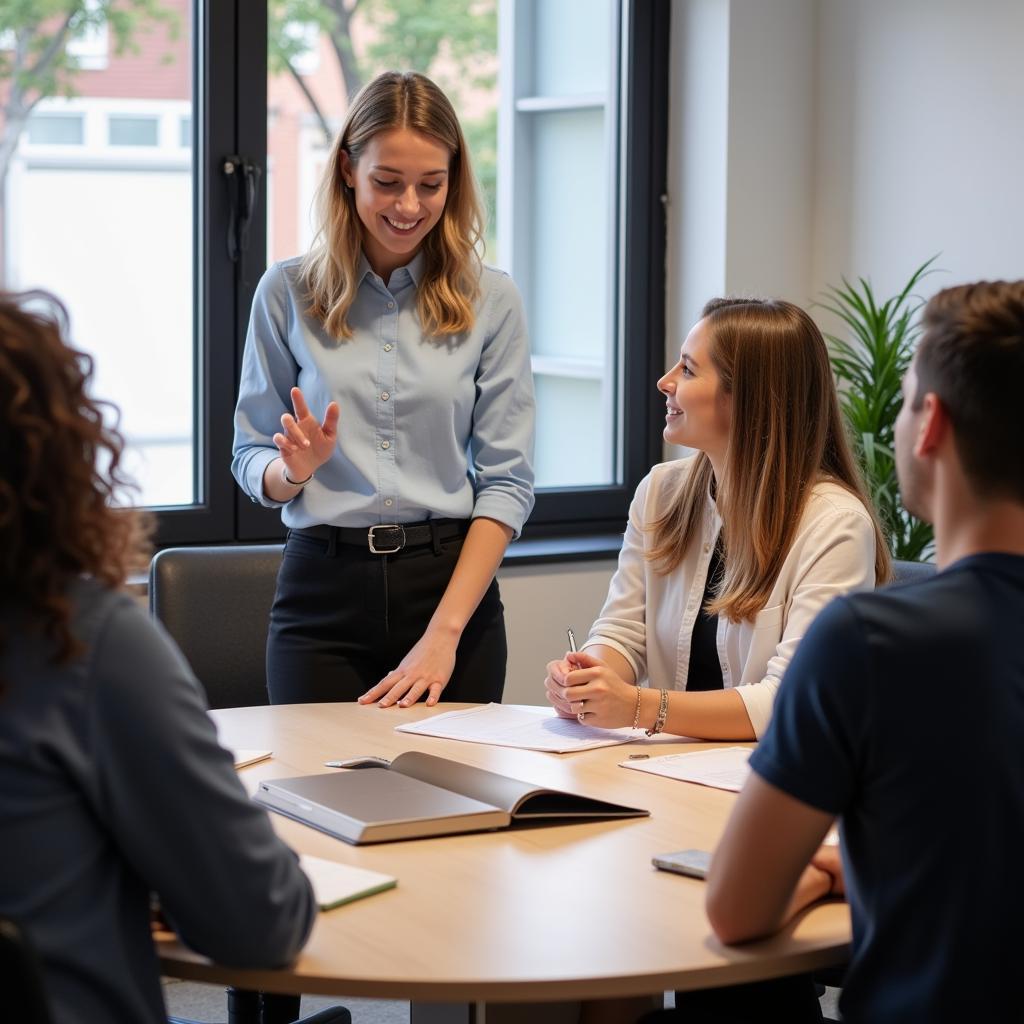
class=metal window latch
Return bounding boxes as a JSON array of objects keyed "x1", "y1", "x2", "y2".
[{"x1": 222, "y1": 155, "x2": 263, "y2": 263}]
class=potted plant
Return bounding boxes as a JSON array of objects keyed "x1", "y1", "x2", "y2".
[{"x1": 819, "y1": 257, "x2": 938, "y2": 562}]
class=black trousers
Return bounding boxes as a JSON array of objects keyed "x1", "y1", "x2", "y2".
[{"x1": 266, "y1": 527, "x2": 507, "y2": 704}]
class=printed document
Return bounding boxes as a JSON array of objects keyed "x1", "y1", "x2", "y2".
[
  {"x1": 396, "y1": 703, "x2": 643, "y2": 753},
  {"x1": 620, "y1": 745, "x2": 752, "y2": 791}
]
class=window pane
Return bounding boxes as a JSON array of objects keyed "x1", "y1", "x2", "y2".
[
  {"x1": 26, "y1": 114, "x2": 85, "y2": 145},
  {"x1": 533, "y1": 0, "x2": 613, "y2": 96},
  {"x1": 533, "y1": 375, "x2": 606, "y2": 485},
  {"x1": 504, "y1": 0, "x2": 618, "y2": 489},
  {"x1": 1, "y1": 1, "x2": 195, "y2": 508},
  {"x1": 108, "y1": 115, "x2": 159, "y2": 147},
  {"x1": 528, "y1": 108, "x2": 608, "y2": 362}
]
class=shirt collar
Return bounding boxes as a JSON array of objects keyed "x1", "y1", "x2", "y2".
[{"x1": 357, "y1": 251, "x2": 426, "y2": 290}]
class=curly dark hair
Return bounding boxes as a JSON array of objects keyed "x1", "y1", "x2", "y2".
[{"x1": 0, "y1": 290, "x2": 151, "y2": 668}]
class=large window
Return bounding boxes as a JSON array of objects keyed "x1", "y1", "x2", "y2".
[
  {"x1": 1, "y1": 1, "x2": 195, "y2": 513},
  {"x1": 1, "y1": 0, "x2": 667, "y2": 547}
]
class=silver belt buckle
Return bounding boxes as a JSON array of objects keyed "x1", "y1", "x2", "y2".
[{"x1": 368, "y1": 524, "x2": 405, "y2": 554}]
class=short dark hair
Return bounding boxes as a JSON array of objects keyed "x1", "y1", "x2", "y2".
[{"x1": 915, "y1": 281, "x2": 1024, "y2": 502}]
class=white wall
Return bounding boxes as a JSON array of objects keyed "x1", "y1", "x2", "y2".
[
  {"x1": 497, "y1": 560, "x2": 618, "y2": 705},
  {"x1": 667, "y1": 0, "x2": 1024, "y2": 353},
  {"x1": 812, "y1": 0, "x2": 1024, "y2": 301},
  {"x1": 666, "y1": 0, "x2": 817, "y2": 366}
]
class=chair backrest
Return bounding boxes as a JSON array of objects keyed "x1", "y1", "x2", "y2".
[
  {"x1": 149, "y1": 544, "x2": 284, "y2": 709},
  {"x1": 891, "y1": 558, "x2": 937, "y2": 586},
  {"x1": 0, "y1": 918, "x2": 53, "y2": 1024}
]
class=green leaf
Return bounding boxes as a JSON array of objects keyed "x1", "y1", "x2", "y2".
[{"x1": 816, "y1": 258, "x2": 940, "y2": 560}]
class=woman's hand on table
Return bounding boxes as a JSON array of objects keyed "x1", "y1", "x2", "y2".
[
  {"x1": 273, "y1": 386, "x2": 340, "y2": 481},
  {"x1": 358, "y1": 628, "x2": 458, "y2": 709},
  {"x1": 544, "y1": 652, "x2": 581, "y2": 718},
  {"x1": 546, "y1": 649, "x2": 637, "y2": 727}
]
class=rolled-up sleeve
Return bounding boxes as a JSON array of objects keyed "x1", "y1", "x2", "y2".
[
  {"x1": 583, "y1": 474, "x2": 653, "y2": 682},
  {"x1": 231, "y1": 264, "x2": 299, "y2": 509},
  {"x1": 468, "y1": 273, "x2": 536, "y2": 537},
  {"x1": 736, "y1": 507, "x2": 877, "y2": 738}
]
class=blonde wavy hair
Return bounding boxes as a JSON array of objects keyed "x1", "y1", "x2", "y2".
[
  {"x1": 303, "y1": 70, "x2": 484, "y2": 339},
  {"x1": 648, "y1": 297, "x2": 891, "y2": 623}
]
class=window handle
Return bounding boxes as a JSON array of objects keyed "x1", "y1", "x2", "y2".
[{"x1": 223, "y1": 155, "x2": 263, "y2": 264}]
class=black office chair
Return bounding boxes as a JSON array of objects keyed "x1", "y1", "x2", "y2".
[
  {"x1": 0, "y1": 917, "x2": 52, "y2": 1024},
  {"x1": 150, "y1": 544, "x2": 349, "y2": 1024},
  {"x1": 149, "y1": 544, "x2": 284, "y2": 708}
]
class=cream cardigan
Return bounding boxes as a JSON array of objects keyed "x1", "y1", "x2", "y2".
[{"x1": 583, "y1": 457, "x2": 877, "y2": 738}]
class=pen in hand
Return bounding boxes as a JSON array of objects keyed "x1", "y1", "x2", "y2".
[{"x1": 566, "y1": 628, "x2": 587, "y2": 725}]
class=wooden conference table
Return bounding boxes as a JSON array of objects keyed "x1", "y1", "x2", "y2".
[{"x1": 158, "y1": 703, "x2": 850, "y2": 1017}]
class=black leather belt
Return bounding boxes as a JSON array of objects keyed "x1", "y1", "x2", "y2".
[{"x1": 292, "y1": 518, "x2": 470, "y2": 554}]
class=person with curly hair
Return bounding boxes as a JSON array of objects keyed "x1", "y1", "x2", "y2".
[
  {"x1": 232, "y1": 71, "x2": 535, "y2": 709},
  {"x1": 0, "y1": 291, "x2": 316, "y2": 1024}
]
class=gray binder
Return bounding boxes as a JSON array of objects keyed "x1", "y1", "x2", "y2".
[{"x1": 255, "y1": 750, "x2": 648, "y2": 844}]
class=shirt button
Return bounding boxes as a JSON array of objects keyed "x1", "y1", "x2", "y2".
[
  {"x1": 383, "y1": 343, "x2": 392, "y2": 352},
  {"x1": 384, "y1": 498, "x2": 393, "y2": 507},
  {"x1": 387, "y1": 301, "x2": 395, "y2": 310},
  {"x1": 381, "y1": 440, "x2": 390, "y2": 450},
  {"x1": 381, "y1": 391, "x2": 390, "y2": 401}
]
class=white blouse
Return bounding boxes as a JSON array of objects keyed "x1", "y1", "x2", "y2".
[{"x1": 584, "y1": 457, "x2": 877, "y2": 738}]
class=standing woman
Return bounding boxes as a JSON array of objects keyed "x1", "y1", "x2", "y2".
[
  {"x1": 233, "y1": 72, "x2": 535, "y2": 708},
  {"x1": 546, "y1": 297, "x2": 891, "y2": 741}
]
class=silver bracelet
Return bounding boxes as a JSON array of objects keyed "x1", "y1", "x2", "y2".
[{"x1": 282, "y1": 467, "x2": 314, "y2": 487}]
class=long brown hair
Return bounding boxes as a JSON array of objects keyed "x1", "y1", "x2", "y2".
[
  {"x1": 649, "y1": 297, "x2": 890, "y2": 622},
  {"x1": 303, "y1": 70, "x2": 484, "y2": 339},
  {"x1": 0, "y1": 291, "x2": 151, "y2": 668}
]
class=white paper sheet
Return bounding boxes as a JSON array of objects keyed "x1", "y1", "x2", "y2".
[
  {"x1": 230, "y1": 748, "x2": 272, "y2": 769},
  {"x1": 620, "y1": 745, "x2": 752, "y2": 791},
  {"x1": 396, "y1": 703, "x2": 643, "y2": 753}
]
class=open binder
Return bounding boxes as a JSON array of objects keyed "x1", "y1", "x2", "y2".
[{"x1": 255, "y1": 750, "x2": 649, "y2": 844}]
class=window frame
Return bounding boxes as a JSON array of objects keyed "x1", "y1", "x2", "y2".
[{"x1": 153, "y1": 0, "x2": 669, "y2": 549}]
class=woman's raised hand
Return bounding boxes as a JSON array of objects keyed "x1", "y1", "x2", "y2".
[{"x1": 273, "y1": 386, "x2": 340, "y2": 481}]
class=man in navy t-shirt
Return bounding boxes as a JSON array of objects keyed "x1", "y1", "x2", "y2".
[{"x1": 705, "y1": 280, "x2": 1024, "y2": 1024}]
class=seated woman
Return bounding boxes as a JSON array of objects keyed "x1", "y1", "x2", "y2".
[
  {"x1": 545, "y1": 297, "x2": 890, "y2": 740},
  {"x1": 0, "y1": 291, "x2": 316, "y2": 1024}
]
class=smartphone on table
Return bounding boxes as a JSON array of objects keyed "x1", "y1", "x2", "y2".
[{"x1": 652, "y1": 848, "x2": 712, "y2": 879}]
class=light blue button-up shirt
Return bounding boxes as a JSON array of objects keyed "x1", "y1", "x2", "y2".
[{"x1": 231, "y1": 254, "x2": 536, "y2": 536}]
